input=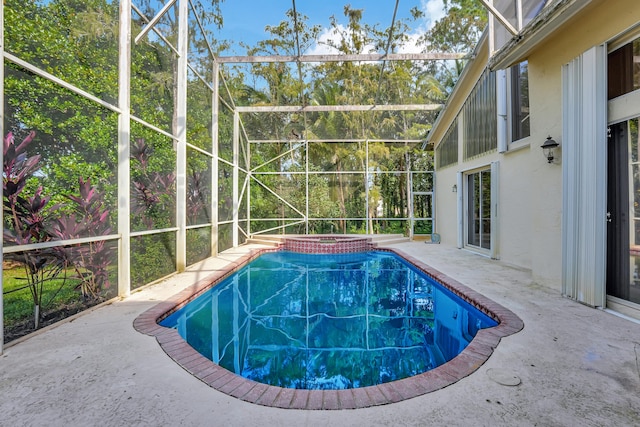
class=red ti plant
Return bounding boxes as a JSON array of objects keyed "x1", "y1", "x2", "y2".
[
  {"x1": 187, "y1": 169, "x2": 209, "y2": 225},
  {"x1": 3, "y1": 131, "x2": 68, "y2": 328},
  {"x1": 51, "y1": 177, "x2": 113, "y2": 300},
  {"x1": 3, "y1": 131, "x2": 115, "y2": 328},
  {"x1": 131, "y1": 138, "x2": 176, "y2": 229}
]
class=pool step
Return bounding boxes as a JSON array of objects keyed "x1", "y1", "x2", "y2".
[
  {"x1": 370, "y1": 234, "x2": 411, "y2": 246},
  {"x1": 250, "y1": 235, "x2": 286, "y2": 242},
  {"x1": 245, "y1": 237, "x2": 282, "y2": 247}
]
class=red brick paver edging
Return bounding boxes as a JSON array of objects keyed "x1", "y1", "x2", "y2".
[{"x1": 134, "y1": 244, "x2": 524, "y2": 410}]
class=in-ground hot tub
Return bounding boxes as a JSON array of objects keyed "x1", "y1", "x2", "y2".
[{"x1": 281, "y1": 235, "x2": 374, "y2": 253}]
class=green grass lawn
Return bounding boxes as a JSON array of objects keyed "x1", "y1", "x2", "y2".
[
  {"x1": 3, "y1": 263, "x2": 118, "y2": 341},
  {"x1": 2, "y1": 264, "x2": 84, "y2": 327}
]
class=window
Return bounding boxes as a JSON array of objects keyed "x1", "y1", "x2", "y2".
[
  {"x1": 497, "y1": 60, "x2": 530, "y2": 151},
  {"x1": 509, "y1": 61, "x2": 530, "y2": 142},
  {"x1": 463, "y1": 69, "x2": 497, "y2": 160},
  {"x1": 436, "y1": 118, "x2": 459, "y2": 169},
  {"x1": 607, "y1": 37, "x2": 640, "y2": 100}
]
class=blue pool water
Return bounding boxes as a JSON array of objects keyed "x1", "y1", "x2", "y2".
[{"x1": 160, "y1": 251, "x2": 497, "y2": 390}]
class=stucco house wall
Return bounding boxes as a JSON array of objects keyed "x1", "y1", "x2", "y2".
[{"x1": 431, "y1": 0, "x2": 640, "y2": 296}]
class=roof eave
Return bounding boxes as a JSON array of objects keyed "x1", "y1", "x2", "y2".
[{"x1": 488, "y1": 0, "x2": 594, "y2": 70}]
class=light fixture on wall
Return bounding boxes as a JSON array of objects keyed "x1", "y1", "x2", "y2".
[
  {"x1": 541, "y1": 136, "x2": 559, "y2": 163},
  {"x1": 452, "y1": 184, "x2": 457, "y2": 193}
]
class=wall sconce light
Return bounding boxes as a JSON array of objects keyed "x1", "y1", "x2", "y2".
[
  {"x1": 452, "y1": 184, "x2": 457, "y2": 193},
  {"x1": 541, "y1": 136, "x2": 559, "y2": 163}
]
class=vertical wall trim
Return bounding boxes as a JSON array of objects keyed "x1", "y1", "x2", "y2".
[
  {"x1": 457, "y1": 171, "x2": 464, "y2": 249},
  {"x1": 490, "y1": 161, "x2": 500, "y2": 259},
  {"x1": 456, "y1": 111, "x2": 464, "y2": 249},
  {"x1": 117, "y1": 0, "x2": 132, "y2": 297},
  {"x1": 562, "y1": 45, "x2": 607, "y2": 307},
  {"x1": 496, "y1": 69, "x2": 508, "y2": 153}
]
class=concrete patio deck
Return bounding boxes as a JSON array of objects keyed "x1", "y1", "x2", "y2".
[{"x1": 1, "y1": 242, "x2": 639, "y2": 426}]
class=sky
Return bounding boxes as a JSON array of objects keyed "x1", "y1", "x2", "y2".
[{"x1": 214, "y1": 0, "x2": 446, "y2": 55}]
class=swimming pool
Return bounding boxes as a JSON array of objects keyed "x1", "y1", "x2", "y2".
[
  {"x1": 160, "y1": 251, "x2": 497, "y2": 390},
  {"x1": 134, "y1": 245, "x2": 523, "y2": 409}
]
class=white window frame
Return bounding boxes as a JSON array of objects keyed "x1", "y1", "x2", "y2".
[{"x1": 497, "y1": 61, "x2": 531, "y2": 153}]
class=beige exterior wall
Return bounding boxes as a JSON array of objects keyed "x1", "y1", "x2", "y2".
[
  {"x1": 433, "y1": 0, "x2": 640, "y2": 292},
  {"x1": 525, "y1": 0, "x2": 640, "y2": 288},
  {"x1": 433, "y1": 38, "x2": 491, "y2": 248},
  {"x1": 497, "y1": 146, "x2": 532, "y2": 269},
  {"x1": 434, "y1": 35, "x2": 534, "y2": 275},
  {"x1": 435, "y1": 137, "x2": 533, "y2": 270},
  {"x1": 434, "y1": 163, "x2": 459, "y2": 247}
]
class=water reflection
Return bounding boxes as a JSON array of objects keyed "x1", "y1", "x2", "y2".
[{"x1": 161, "y1": 251, "x2": 497, "y2": 390}]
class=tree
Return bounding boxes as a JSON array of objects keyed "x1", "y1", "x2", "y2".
[
  {"x1": 419, "y1": 0, "x2": 488, "y2": 91},
  {"x1": 4, "y1": 0, "x2": 121, "y2": 217},
  {"x1": 3, "y1": 132, "x2": 113, "y2": 328}
]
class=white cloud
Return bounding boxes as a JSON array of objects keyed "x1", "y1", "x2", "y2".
[
  {"x1": 306, "y1": 1, "x2": 447, "y2": 55},
  {"x1": 395, "y1": 1, "x2": 445, "y2": 53},
  {"x1": 397, "y1": 33, "x2": 422, "y2": 54},
  {"x1": 305, "y1": 26, "x2": 343, "y2": 56},
  {"x1": 305, "y1": 24, "x2": 376, "y2": 56},
  {"x1": 396, "y1": 0, "x2": 446, "y2": 52},
  {"x1": 422, "y1": 0, "x2": 446, "y2": 30}
]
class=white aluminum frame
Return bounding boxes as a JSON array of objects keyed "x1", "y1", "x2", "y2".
[{"x1": 0, "y1": 0, "x2": 446, "y2": 353}]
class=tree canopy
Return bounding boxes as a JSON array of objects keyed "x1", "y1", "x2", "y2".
[{"x1": 2, "y1": 0, "x2": 485, "y2": 337}]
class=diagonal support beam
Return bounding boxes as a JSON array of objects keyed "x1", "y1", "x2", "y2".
[
  {"x1": 134, "y1": 0, "x2": 178, "y2": 44},
  {"x1": 251, "y1": 142, "x2": 306, "y2": 172},
  {"x1": 250, "y1": 176, "x2": 306, "y2": 218},
  {"x1": 478, "y1": 0, "x2": 519, "y2": 36}
]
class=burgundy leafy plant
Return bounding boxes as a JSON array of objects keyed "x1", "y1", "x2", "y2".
[
  {"x1": 3, "y1": 132, "x2": 67, "y2": 328},
  {"x1": 131, "y1": 138, "x2": 176, "y2": 229},
  {"x1": 3, "y1": 131, "x2": 115, "y2": 328},
  {"x1": 51, "y1": 177, "x2": 113, "y2": 300},
  {"x1": 187, "y1": 169, "x2": 209, "y2": 224}
]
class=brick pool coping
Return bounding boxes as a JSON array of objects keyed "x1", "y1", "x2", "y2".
[{"x1": 133, "y1": 244, "x2": 524, "y2": 410}]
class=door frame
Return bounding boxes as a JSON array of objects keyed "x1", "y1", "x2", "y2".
[
  {"x1": 607, "y1": 90, "x2": 640, "y2": 317},
  {"x1": 458, "y1": 162, "x2": 500, "y2": 259}
]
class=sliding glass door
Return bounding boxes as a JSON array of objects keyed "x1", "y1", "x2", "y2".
[
  {"x1": 607, "y1": 116, "x2": 640, "y2": 304},
  {"x1": 466, "y1": 169, "x2": 491, "y2": 251},
  {"x1": 606, "y1": 33, "x2": 640, "y2": 307}
]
